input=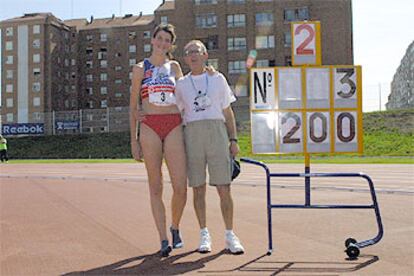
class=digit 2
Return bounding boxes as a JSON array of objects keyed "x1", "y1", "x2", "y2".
[{"x1": 295, "y1": 24, "x2": 315, "y2": 55}]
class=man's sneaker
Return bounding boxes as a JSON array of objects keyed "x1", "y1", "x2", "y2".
[
  {"x1": 160, "y1": 240, "x2": 172, "y2": 257},
  {"x1": 170, "y1": 227, "x2": 183, "y2": 248},
  {"x1": 198, "y1": 229, "x2": 212, "y2": 253},
  {"x1": 225, "y1": 233, "x2": 245, "y2": 254}
]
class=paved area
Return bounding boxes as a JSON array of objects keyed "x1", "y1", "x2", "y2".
[{"x1": 1, "y1": 163, "x2": 413, "y2": 275}]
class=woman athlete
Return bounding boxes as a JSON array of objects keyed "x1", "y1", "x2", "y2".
[{"x1": 129, "y1": 24, "x2": 186, "y2": 257}]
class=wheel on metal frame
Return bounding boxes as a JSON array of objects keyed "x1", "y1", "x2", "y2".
[
  {"x1": 346, "y1": 245, "x2": 360, "y2": 259},
  {"x1": 345, "y1": 237, "x2": 357, "y2": 247}
]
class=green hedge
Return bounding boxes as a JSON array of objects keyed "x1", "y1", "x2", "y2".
[{"x1": 6, "y1": 109, "x2": 414, "y2": 159}]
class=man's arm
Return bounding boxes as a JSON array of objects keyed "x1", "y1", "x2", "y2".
[{"x1": 223, "y1": 106, "x2": 239, "y2": 157}]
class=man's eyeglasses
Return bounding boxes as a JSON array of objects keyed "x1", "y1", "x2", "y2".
[{"x1": 184, "y1": 49, "x2": 205, "y2": 56}]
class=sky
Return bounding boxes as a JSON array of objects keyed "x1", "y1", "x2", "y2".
[{"x1": 1, "y1": 0, "x2": 413, "y2": 112}]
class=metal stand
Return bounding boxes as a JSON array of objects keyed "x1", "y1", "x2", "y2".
[{"x1": 240, "y1": 157, "x2": 384, "y2": 259}]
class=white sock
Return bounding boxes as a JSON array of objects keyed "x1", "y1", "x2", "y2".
[
  {"x1": 225, "y1": 230, "x2": 234, "y2": 236},
  {"x1": 201, "y1": 227, "x2": 209, "y2": 234}
]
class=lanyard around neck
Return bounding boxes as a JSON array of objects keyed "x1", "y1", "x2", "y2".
[{"x1": 189, "y1": 73, "x2": 209, "y2": 95}]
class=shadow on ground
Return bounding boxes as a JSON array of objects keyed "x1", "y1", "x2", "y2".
[
  {"x1": 63, "y1": 249, "x2": 226, "y2": 275},
  {"x1": 200, "y1": 254, "x2": 379, "y2": 275}
]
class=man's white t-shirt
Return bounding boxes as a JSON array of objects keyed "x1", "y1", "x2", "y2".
[{"x1": 175, "y1": 72, "x2": 236, "y2": 124}]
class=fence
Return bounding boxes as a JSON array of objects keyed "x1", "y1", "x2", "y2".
[{"x1": 1, "y1": 107, "x2": 130, "y2": 136}]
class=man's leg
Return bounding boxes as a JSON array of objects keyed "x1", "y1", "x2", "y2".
[
  {"x1": 216, "y1": 185, "x2": 244, "y2": 254},
  {"x1": 193, "y1": 185, "x2": 211, "y2": 253},
  {"x1": 216, "y1": 185, "x2": 233, "y2": 230},
  {"x1": 193, "y1": 185, "x2": 206, "y2": 229}
]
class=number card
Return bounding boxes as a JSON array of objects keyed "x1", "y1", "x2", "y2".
[
  {"x1": 250, "y1": 66, "x2": 362, "y2": 155},
  {"x1": 251, "y1": 112, "x2": 277, "y2": 153},
  {"x1": 292, "y1": 21, "x2": 321, "y2": 66},
  {"x1": 251, "y1": 68, "x2": 276, "y2": 110},
  {"x1": 279, "y1": 68, "x2": 302, "y2": 109},
  {"x1": 280, "y1": 112, "x2": 303, "y2": 153}
]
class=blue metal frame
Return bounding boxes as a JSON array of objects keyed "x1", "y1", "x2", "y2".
[{"x1": 240, "y1": 157, "x2": 384, "y2": 256}]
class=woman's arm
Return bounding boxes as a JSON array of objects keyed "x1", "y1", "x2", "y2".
[{"x1": 130, "y1": 63, "x2": 144, "y2": 160}]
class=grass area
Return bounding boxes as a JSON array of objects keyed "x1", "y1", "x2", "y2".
[{"x1": 5, "y1": 109, "x2": 414, "y2": 164}]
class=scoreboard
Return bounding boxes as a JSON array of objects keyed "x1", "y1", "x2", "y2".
[{"x1": 250, "y1": 66, "x2": 362, "y2": 154}]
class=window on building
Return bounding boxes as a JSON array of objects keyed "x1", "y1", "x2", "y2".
[
  {"x1": 256, "y1": 35, "x2": 274, "y2": 49},
  {"x1": 71, "y1": 59, "x2": 76, "y2": 66},
  {"x1": 160, "y1": 16, "x2": 168, "y2": 24},
  {"x1": 33, "y1": 25, "x2": 40, "y2": 34},
  {"x1": 284, "y1": 56, "x2": 292, "y2": 66},
  {"x1": 86, "y1": 74, "x2": 93, "y2": 82},
  {"x1": 100, "y1": 73, "x2": 108, "y2": 81},
  {"x1": 201, "y1": 35, "x2": 219, "y2": 50},
  {"x1": 115, "y1": 92, "x2": 123, "y2": 97},
  {"x1": 100, "y1": 87, "x2": 107, "y2": 95},
  {"x1": 129, "y1": 59, "x2": 137, "y2": 66},
  {"x1": 194, "y1": 0, "x2": 217, "y2": 4},
  {"x1": 86, "y1": 47, "x2": 93, "y2": 56},
  {"x1": 86, "y1": 87, "x2": 93, "y2": 95},
  {"x1": 87, "y1": 101, "x2": 94, "y2": 109},
  {"x1": 129, "y1": 45, "x2": 137, "y2": 53},
  {"x1": 284, "y1": 7, "x2": 309, "y2": 21},
  {"x1": 6, "y1": 113, "x2": 14, "y2": 122},
  {"x1": 6, "y1": 41, "x2": 13, "y2": 51},
  {"x1": 100, "y1": 33, "x2": 108, "y2": 42},
  {"x1": 129, "y1": 72, "x2": 133, "y2": 79},
  {"x1": 284, "y1": 32, "x2": 292, "y2": 47},
  {"x1": 143, "y1": 31, "x2": 151, "y2": 39},
  {"x1": 127, "y1": 32, "x2": 136, "y2": 40},
  {"x1": 64, "y1": 59, "x2": 69, "y2": 67},
  {"x1": 30, "y1": 39, "x2": 40, "y2": 49},
  {"x1": 228, "y1": 37, "x2": 247, "y2": 51},
  {"x1": 6, "y1": 27, "x2": 13, "y2": 36},
  {"x1": 6, "y1": 55, "x2": 13, "y2": 65},
  {"x1": 144, "y1": 44, "x2": 151, "y2": 52},
  {"x1": 86, "y1": 34, "x2": 93, "y2": 41},
  {"x1": 207, "y1": 59, "x2": 219, "y2": 70},
  {"x1": 101, "y1": 100, "x2": 108, "y2": 108},
  {"x1": 6, "y1": 70, "x2": 13, "y2": 79},
  {"x1": 33, "y1": 54, "x2": 40, "y2": 63},
  {"x1": 227, "y1": 14, "x2": 246, "y2": 27},
  {"x1": 100, "y1": 60, "x2": 108, "y2": 68},
  {"x1": 98, "y1": 48, "x2": 107, "y2": 59},
  {"x1": 256, "y1": 59, "x2": 269, "y2": 67},
  {"x1": 115, "y1": 66, "x2": 122, "y2": 71},
  {"x1": 32, "y1": 112, "x2": 42, "y2": 122},
  {"x1": 32, "y1": 82, "x2": 41, "y2": 92},
  {"x1": 6, "y1": 98, "x2": 13, "y2": 108},
  {"x1": 6, "y1": 84, "x2": 13, "y2": 93},
  {"x1": 256, "y1": 12, "x2": 273, "y2": 26},
  {"x1": 228, "y1": 61, "x2": 246, "y2": 74},
  {"x1": 115, "y1": 79, "x2": 122, "y2": 84},
  {"x1": 86, "y1": 60, "x2": 93, "y2": 68},
  {"x1": 33, "y1": 97, "x2": 41, "y2": 107},
  {"x1": 196, "y1": 13, "x2": 217, "y2": 28}
]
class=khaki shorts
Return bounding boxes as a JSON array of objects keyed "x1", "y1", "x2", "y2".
[{"x1": 184, "y1": 120, "x2": 232, "y2": 187}]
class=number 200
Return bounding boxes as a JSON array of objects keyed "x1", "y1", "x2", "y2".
[{"x1": 281, "y1": 112, "x2": 356, "y2": 144}]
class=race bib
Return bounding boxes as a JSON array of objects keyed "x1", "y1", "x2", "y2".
[{"x1": 149, "y1": 90, "x2": 176, "y2": 106}]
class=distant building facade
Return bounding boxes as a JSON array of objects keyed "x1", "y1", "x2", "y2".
[
  {"x1": 386, "y1": 41, "x2": 414, "y2": 110},
  {"x1": 1, "y1": 0, "x2": 354, "y2": 135}
]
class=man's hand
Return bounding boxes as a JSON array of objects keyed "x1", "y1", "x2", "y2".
[{"x1": 229, "y1": 141, "x2": 240, "y2": 158}]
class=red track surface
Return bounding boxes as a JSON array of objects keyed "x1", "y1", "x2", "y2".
[{"x1": 1, "y1": 163, "x2": 413, "y2": 275}]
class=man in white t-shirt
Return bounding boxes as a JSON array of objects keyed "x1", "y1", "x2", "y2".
[{"x1": 175, "y1": 40, "x2": 244, "y2": 254}]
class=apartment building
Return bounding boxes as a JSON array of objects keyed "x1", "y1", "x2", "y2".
[
  {"x1": 1, "y1": 13, "x2": 77, "y2": 131},
  {"x1": 1, "y1": 0, "x2": 354, "y2": 134},
  {"x1": 386, "y1": 41, "x2": 414, "y2": 110}
]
